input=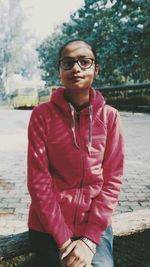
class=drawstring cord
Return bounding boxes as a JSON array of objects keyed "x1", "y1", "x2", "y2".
[
  {"x1": 69, "y1": 103, "x2": 80, "y2": 149},
  {"x1": 87, "y1": 105, "x2": 93, "y2": 154},
  {"x1": 69, "y1": 103, "x2": 93, "y2": 154}
]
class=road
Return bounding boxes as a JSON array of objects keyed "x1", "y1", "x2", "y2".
[{"x1": 0, "y1": 109, "x2": 150, "y2": 235}]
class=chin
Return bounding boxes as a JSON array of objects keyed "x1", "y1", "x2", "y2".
[{"x1": 67, "y1": 83, "x2": 90, "y2": 91}]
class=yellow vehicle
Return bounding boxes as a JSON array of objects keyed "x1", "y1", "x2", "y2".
[
  {"x1": 11, "y1": 87, "x2": 39, "y2": 109},
  {"x1": 38, "y1": 86, "x2": 56, "y2": 104}
]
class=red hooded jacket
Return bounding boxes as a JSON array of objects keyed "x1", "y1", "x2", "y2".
[{"x1": 27, "y1": 87, "x2": 124, "y2": 247}]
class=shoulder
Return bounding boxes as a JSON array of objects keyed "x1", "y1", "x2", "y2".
[
  {"x1": 30, "y1": 101, "x2": 53, "y2": 120},
  {"x1": 104, "y1": 104, "x2": 120, "y2": 118},
  {"x1": 104, "y1": 103, "x2": 118, "y2": 114},
  {"x1": 103, "y1": 104, "x2": 122, "y2": 131},
  {"x1": 33, "y1": 101, "x2": 51, "y2": 113},
  {"x1": 28, "y1": 102, "x2": 54, "y2": 134}
]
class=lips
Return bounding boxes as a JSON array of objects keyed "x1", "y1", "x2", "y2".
[{"x1": 69, "y1": 76, "x2": 84, "y2": 81}]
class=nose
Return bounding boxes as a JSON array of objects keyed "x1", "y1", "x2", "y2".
[{"x1": 72, "y1": 62, "x2": 81, "y2": 72}]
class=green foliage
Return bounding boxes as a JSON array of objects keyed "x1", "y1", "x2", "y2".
[
  {"x1": 37, "y1": 0, "x2": 150, "y2": 86},
  {"x1": 0, "y1": 0, "x2": 40, "y2": 94},
  {"x1": 0, "y1": 0, "x2": 25, "y2": 85},
  {"x1": 107, "y1": 95, "x2": 150, "y2": 112},
  {"x1": 37, "y1": 31, "x2": 65, "y2": 85},
  {"x1": 111, "y1": 0, "x2": 150, "y2": 82}
]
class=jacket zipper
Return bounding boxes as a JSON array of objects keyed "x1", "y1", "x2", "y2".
[{"x1": 73, "y1": 112, "x2": 85, "y2": 235}]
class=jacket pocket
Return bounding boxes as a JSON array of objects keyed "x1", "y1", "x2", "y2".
[
  {"x1": 76, "y1": 192, "x2": 92, "y2": 224},
  {"x1": 91, "y1": 136, "x2": 106, "y2": 154},
  {"x1": 55, "y1": 189, "x2": 78, "y2": 224}
]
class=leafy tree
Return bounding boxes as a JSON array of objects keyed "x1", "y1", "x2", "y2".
[
  {"x1": 0, "y1": 0, "x2": 25, "y2": 89},
  {"x1": 37, "y1": 29, "x2": 66, "y2": 86},
  {"x1": 0, "y1": 0, "x2": 40, "y2": 94},
  {"x1": 37, "y1": 0, "x2": 150, "y2": 86},
  {"x1": 111, "y1": 0, "x2": 150, "y2": 82}
]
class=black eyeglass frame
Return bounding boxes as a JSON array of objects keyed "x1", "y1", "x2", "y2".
[{"x1": 59, "y1": 57, "x2": 95, "y2": 70}]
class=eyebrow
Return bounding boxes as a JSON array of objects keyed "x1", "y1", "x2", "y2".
[{"x1": 61, "y1": 56, "x2": 94, "y2": 60}]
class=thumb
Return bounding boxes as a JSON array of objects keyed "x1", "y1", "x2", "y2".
[{"x1": 60, "y1": 241, "x2": 77, "y2": 260}]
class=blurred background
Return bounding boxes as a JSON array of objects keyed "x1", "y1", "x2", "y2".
[
  {"x1": 0, "y1": 2, "x2": 150, "y2": 266},
  {"x1": 0, "y1": 0, "x2": 149, "y2": 111}
]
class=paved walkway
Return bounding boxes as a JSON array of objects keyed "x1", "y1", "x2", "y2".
[{"x1": 0, "y1": 110, "x2": 150, "y2": 235}]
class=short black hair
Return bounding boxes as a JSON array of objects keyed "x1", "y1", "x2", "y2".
[{"x1": 58, "y1": 38, "x2": 98, "y2": 65}]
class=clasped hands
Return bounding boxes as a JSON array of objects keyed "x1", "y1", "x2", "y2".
[{"x1": 59, "y1": 239, "x2": 94, "y2": 267}]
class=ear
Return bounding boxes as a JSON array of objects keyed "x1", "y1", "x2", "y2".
[
  {"x1": 58, "y1": 68, "x2": 61, "y2": 78},
  {"x1": 94, "y1": 64, "x2": 100, "y2": 78}
]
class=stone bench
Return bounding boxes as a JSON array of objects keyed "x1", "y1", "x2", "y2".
[{"x1": 0, "y1": 209, "x2": 150, "y2": 267}]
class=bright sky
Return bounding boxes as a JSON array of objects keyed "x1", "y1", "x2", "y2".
[{"x1": 21, "y1": 0, "x2": 84, "y2": 40}]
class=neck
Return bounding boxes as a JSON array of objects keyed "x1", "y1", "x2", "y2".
[{"x1": 64, "y1": 88, "x2": 91, "y2": 111}]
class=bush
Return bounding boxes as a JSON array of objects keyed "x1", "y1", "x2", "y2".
[{"x1": 107, "y1": 95, "x2": 150, "y2": 106}]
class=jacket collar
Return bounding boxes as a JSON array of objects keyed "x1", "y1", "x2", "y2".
[{"x1": 50, "y1": 86, "x2": 105, "y2": 117}]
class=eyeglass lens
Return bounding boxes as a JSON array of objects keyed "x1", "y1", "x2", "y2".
[{"x1": 60, "y1": 58, "x2": 94, "y2": 70}]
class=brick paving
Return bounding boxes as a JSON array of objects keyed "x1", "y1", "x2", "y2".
[{"x1": 0, "y1": 110, "x2": 150, "y2": 235}]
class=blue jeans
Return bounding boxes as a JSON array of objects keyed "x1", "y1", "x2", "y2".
[
  {"x1": 92, "y1": 226, "x2": 114, "y2": 267},
  {"x1": 29, "y1": 226, "x2": 114, "y2": 267}
]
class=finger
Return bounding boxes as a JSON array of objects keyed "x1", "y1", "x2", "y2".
[
  {"x1": 65, "y1": 252, "x2": 86, "y2": 267},
  {"x1": 62, "y1": 255, "x2": 76, "y2": 267},
  {"x1": 66, "y1": 257, "x2": 84, "y2": 267},
  {"x1": 77, "y1": 262, "x2": 86, "y2": 267},
  {"x1": 61, "y1": 241, "x2": 77, "y2": 260}
]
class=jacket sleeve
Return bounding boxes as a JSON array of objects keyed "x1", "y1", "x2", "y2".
[
  {"x1": 83, "y1": 108, "x2": 124, "y2": 244},
  {"x1": 27, "y1": 107, "x2": 72, "y2": 247}
]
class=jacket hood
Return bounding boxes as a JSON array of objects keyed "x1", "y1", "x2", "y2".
[
  {"x1": 50, "y1": 86, "x2": 106, "y2": 116},
  {"x1": 50, "y1": 87, "x2": 106, "y2": 154}
]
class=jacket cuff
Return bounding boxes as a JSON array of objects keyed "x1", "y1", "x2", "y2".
[
  {"x1": 83, "y1": 223, "x2": 109, "y2": 245},
  {"x1": 54, "y1": 226, "x2": 73, "y2": 248}
]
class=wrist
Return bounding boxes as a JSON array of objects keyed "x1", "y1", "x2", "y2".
[{"x1": 80, "y1": 237, "x2": 96, "y2": 254}]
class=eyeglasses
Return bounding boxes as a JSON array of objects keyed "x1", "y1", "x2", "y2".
[{"x1": 59, "y1": 57, "x2": 95, "y2": 70}]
